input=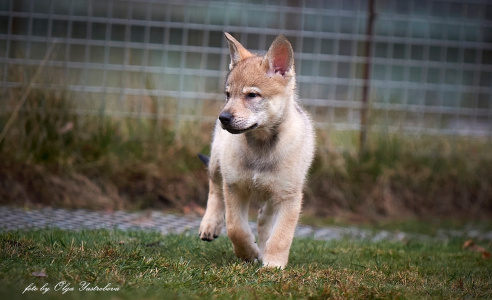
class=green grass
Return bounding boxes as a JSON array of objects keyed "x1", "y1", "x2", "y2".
[{"x1": 1, "y1": 229, "x2": 491, "y2": 299}]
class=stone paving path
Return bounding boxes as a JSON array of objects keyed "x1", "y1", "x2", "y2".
[{"x1": 1, "y1": 206, "x2": 491, "y2": 242}]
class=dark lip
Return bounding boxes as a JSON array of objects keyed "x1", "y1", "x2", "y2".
[{"x1": 224, "y1": 123, "x2": 258, "y2": 134}]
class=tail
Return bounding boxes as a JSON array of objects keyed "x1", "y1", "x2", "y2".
[{"x1": 197, "y1": 153, "x2": 210, "y2": 166}]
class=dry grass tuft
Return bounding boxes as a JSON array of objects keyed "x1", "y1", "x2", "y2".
[{"x1": 307, "y1": 133, "x2": 492, "y2": 219}]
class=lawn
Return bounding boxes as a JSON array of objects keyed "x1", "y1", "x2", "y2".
[{"x1": 1, "y1": 228, "x2": 490, "y2": 299}]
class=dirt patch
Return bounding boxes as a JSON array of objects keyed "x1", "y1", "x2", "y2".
[{"x1": 0, "y1": 160, "x2": 208, "y2": 212}]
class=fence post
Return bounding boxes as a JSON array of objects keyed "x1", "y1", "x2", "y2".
[{"x1": 359, "y1": 0, "x2": 376, "y2": 155}]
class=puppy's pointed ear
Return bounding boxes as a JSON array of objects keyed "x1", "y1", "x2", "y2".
[
  {"x1": 262, "y1": 35, "x2": 294, "y2": 77},
  {"x1": 224, "y1": 32, "x2": 253, "y2": 70}
]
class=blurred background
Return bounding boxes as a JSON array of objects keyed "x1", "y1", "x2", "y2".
[{"x1": 0, "y1": 0, "x2": 491, "y2": 220}]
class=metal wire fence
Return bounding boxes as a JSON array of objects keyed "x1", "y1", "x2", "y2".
[{"x1": 1, "y1": 0, "x2": 491, "y2": 137}]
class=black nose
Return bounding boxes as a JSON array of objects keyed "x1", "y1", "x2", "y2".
[{"x1": 219, "y1": 111, "x2": 233, "y2": 125}]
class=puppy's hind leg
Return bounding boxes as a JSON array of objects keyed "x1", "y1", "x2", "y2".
[
  {"x1": 257, "y1": 201, "x2": 276, "y2": 261},
  {"x1": 199, "y1": 178, "x2": 224, "y2": 241}
]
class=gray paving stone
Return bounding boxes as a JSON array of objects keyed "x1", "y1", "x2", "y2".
[{"x1": 1, "y1": 206, "x2": 491, "y2": 242}]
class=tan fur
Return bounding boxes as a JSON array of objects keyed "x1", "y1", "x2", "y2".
[{"x1": 199, "y1": 33, "x2": 315, "y2": 269}]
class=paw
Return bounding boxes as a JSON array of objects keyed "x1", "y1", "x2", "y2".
[
  {"x1": 233, "y1": 244, "x2": 260, "y2": 262},
  {"x1": 262, "y1": 260, "x2": 286, "y2": 269},
  {"x1": 261, "y1": 255, "x2": 287, "y2": 269},
  {"x1": 199, "y1": 219, "x2": 223, "y2": 242}
]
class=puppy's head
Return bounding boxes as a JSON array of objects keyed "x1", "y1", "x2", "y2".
[{"x1": 219, "y1": 33, "x2": 296, "y2": 134}]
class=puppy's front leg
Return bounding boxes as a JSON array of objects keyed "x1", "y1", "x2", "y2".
[
  {"x1": 224, "y1": 184, "x2": 259, "y2": 262},
  {"x1": 199, "y1": 178, "x2": 224, "y2": 241},
  {"x1": 261, "y1": 192, "x2": 302, "y2": 269}
]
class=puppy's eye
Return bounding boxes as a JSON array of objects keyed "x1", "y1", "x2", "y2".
[
  {"x1": 225, "y1": 92, "x2": 230, "y2": 99},
  {"x1": 247, "y1": 93, "x2": 259, "y2": 98}
]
